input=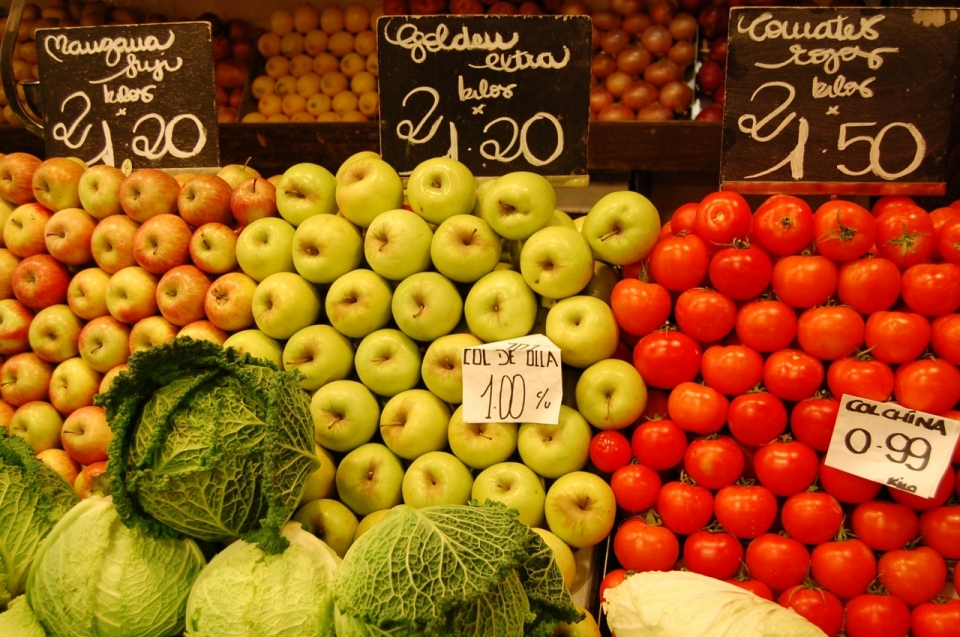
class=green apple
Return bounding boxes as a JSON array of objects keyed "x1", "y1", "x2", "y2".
[
  {"x1": 9, "y1": 400, "x2": 63, "y2": 453},
  {"x1": 217, "y1": 163, "x2": 261, "y2": 190},
  {"x1": 335, "y1": 151, "x2": 381, "y2": 180},
  {"x1": 78, "y1": 164, "x2": 125, "y2": 219},
  {"x1": 550, "y1": 210, "x2": 578, "y2": 230},
  {"x1": 251, "y1": 272, "x2": 322, "y2": 340},
  {"x1": 430, "y1": 214, "x2": 502, "y2": 283},
  {"x1": 311, "y1": 379, "x2": 380, "y2": 452},
  {"x1": 325, "y1": 269, "x2": 393, "y2": 339},
  {"x1": 471, "y1": 461, "x2": 545, "y2": 528},
  {"x1": 406, "y1": 157, "x2": 476, "y2": 225},
  {"x1": 552, "y1": 607, "x2": 601, "y2": 637},
  {"x1": 335, "y1": 442, "x2": 405, "y2": 516},
  {"x1": 479, "y1": 172, "x2": 556, "y2": 240},
  {"x1": 299, "y1": 444, "x2": 338, "y2": 504},
  {"x1": 379, "y1": 389, "x2": 450, "y2": 460},
  {"x1": 520, "y1": 226, "x2": 594, "y2": 299},
  {"x1": 546, "y1": 296, "x2": 619, "y2": 369},
  {"x1": 545, "y1": 471, "x2": 617, "y2": 549},
  {"x1": 222, "y1": 329, "x2": 283, "y2": 368},
  {"x1": 49, "y1": 357, "x2": 101, "y2": 415},
  {"x1": 582, "y1": 261, "x2": 619, "y2": 305},
  {"x1": 576, "y1": 359, "x2": 646, "y2": 430},
  {"x1": 282, "y1": 325, "x2": 353, "y2": 391},
  {"x1": 447, "y1": 405, "x2": 518, "y2": 470},
  {"x1": 464, "y1": 270, "x2": 538, "y2": 342},
  {"x1": 364, "y1": 209, "x2": 433, "y2": 281},
  {"x1": 354, "y1": 509, "x2": 391, "y2": 541},
  {"x1": 401, "y1": 451, "x2": 474, "y2": 508},
  {"x1": 28, "y1": 304, "x2": 82, "y2": 363},
  {"x1": 581, "y1": 191, "x2": 661, "y2": 265},
  {"x1": 517, "y1": 405, "x2": 591, "y2": 479},
  {"x1": 292, "y1": 213, "x2": 363, "y2": 284},
  {"x1": 531, "y1": 527, "x2": 577, "y2": 591},
  {"x1": 275, "y1": 162, "x2": 337, "y2": 226},
  {"x1": 392, "y1": 272, "x2": 462, "y2": 342},
  {"x1": 354, "y1": 329, "x2": 421, "y2": 397},
  {"x1": 236, "y1": 217, "x2": 297, "y2": 282},
  {"x1": 293, "y1": 498, "x2": 358, "y2": 558},
  {"x1": 421, "y1": 333, "x2": 482, "y2": 404},
  {"x1": 336, "y1": 158, "x2": 404, "y2": 228}
]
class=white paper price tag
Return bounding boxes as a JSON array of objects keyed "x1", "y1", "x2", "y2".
[
  {"x1": 461, "y1": 334, "x2": 563, "y2": 425},
  {"x1": 825, "y1": 395, "x2": 960, "y2": 499}
]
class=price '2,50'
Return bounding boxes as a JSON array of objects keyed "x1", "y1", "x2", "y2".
[{"x1": 738, "y1": 81, "x2": 926, "y2": 181}]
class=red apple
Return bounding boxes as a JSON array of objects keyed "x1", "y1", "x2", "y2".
[
  {"x1": 105, "y1": 267, "x2": 158, "y2": 324},
  {"x1": 67, "y1": 267, "x2": 111, "y2": 320},
  {"x1": 189, "y1": 222, "x2": 238, "y2": 275},
  {"x1": 61, "y1": 405, "x2": 111, "y2": 465},
  {"x1": 0, "y1": 152, "x2": 42, "y2": 205},
  {"x1": 204, "y1": 272, "x2": 257, "y2": 332},
  {"x1": 32, "y1": 157, "x2": 85, "y2": 211},
  {"x1": 178, "y1": 174, "x2": 234, "y2": 226},
  {"x1": 27, "y1": 304, "x2": 83, "y2": 364},
  {"x1": 0, "y1": 352, "x2": 52, "y2": 405},
  {"x1": 177, "y1": 320, "x2": 228, "y2": 345},
  {"x1": 99, "y1": 364, "x2": 127, "y2": 395},
  {"x1": 78, "y1": 316, "x2": 131, "y2": 373},
  {"x1": 0, "y1": 298, "x2": 33, "y2": 355},
  {"x1": 0, "y1": 399, "x2": 15, "y2": 430},
  {"x1": 4, "y1": 203, "x2": 53, "y2": 257},
  {"x1": 156, "y1": 265, "x2": 211, "y2": 326},
  {"x1": 48, "y1": 357, "x2": 102, "y2": 414},
  {"x1": 119, "y1": 168, "x2": 180, "y2": 222},
  {"x1": 0, "y1": 248, "x2": 22, "y2": 298},
  {"x1": 231, "y1": 177, "x2": 278, "y2": 226},
  {"x1": 132, "y1": 213, "x2": 192, "y2": 275},
  {"x1": 44, "y1": 207, "x2": 97, "y2": 265},
  {"x1": 12, "y1": 254, "x2": 70, "y2": 310},
  {"x1": 74, "y1": 460, "x2": 108, "y2": 499},
  {"x1": 36, "y1": 448, "x2": 80, "y2": 485},
  {"x1": 129, "y1": 315, "x2": 179, "y2": 354},
  {"x1": 91, "y1": 214, "x2": 140, "y2": 274}
]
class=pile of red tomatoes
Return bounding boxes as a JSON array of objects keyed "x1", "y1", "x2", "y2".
[{"x1": 595, "y1": 192, "x2": 960, "y2": 637}]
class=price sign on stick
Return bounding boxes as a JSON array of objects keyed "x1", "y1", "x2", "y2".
[
  {"x1": 721, "y1": 8, "x2": 960, "y2": 196},
  {"x1": 35, "y1": 22, "x2": 219, "y2": 170},
  {"x1": 461, "y1": 334, "x2": 562, "y2": 425},
  {"x1": 825, "y1": 395, "x2": 960, "y2": 499}
]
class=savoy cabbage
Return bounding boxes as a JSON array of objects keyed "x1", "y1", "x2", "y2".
[{"x1": 0, "y1": 596, "x2": 46, "y2": 637}]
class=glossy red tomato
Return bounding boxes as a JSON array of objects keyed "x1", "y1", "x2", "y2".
[
  {"x1": 656, "y1": 481, "x2": 714, "y2": 535},
  {"x1": 641, "y1": 389, "x2": 670, "y2": 420},
  {"x1": 837, "y1": 257, "x2": 902, "y2": 314},
  {"x1": 695, "y1": 191, "x2": 752, "y2": 245},
  {"x1": 790, "y1": 396, "x2": 840, "y2": 452},
  {"x1": 813, "y1": 200, "x2": 877, "y2": 262},
  {"x1": 797, "y1": 306, "x2": 864, "y2": 361},
  {"x1": 736, "y1": 300, "x2": 798, "y2": 352},
  {"x1": 648, "y1": 233, "x2": 710, "y2": 291},
  {"x1": 772, "y1": 254, "x2": 838, "y2": 308},
  {"x1": 852, "y1": 500, "x2": 919, "y2": 552},
  {"x1": 752, "y1": 195, "x2": 814, "y2": 256},
  {"x1": 901, "y1": 263, "x2": 960, "y2": 316},
  {"x1": 611, "y1": 278, "x2": 672, "y2": 336},
  {"x1": 889, "y1": 468, "x2": 955, "y2": 512},
  {"x1": 753, "y1": 439, "x2": 819, "y2": 496},
  {"x1": 713, "y1": 483, "x2": 777, "y2": 539},
  {"x1": 633, "y1": 330, "x2": 703, "y2": 389},
  {"x1": 745, "y1": 533, "x2": 810, "y2": 592},
  {"x1": 827, "y1": 356, "x2": 894, "y2": 402},
  {"x1": 701, "y1": 345, "x2": 764, "y2": 396},
  {"x1": 894, "y1": 358, "x2": 960, "y2": 414},
  {"x1": 811, "y1": 538, "x2": 877, "y2": 599},
  {"x1": 598, "y1": 568, "x2": 628, "y2": 604},
  {"x1": 937, "y1": 216, "x2": 960, "y2": 265},
  {"x1": 763, "y1": 349, "x2": 825, "y2": 402},
  {"x1": 781, "y1": 491, "x2": 843, "y2": 545},
  {"x1": 879, "y1": 547, "x2": 947, "y2": 607},
  {"x1": 668, "y1": 382, "x2": 729, "y2": 435},
  {"x1": 727, "y1": 392, "x2": 788, "y2": 446},
  {"x1": 725, "y1": 578, "x2": 774, "y2": 601},
  {"x1": 919, "y1": 506, "x2": 960, "y2": 559},
  {"x1": 670, "y1": 202, "x2": 699, "y2": 234},
  {"x1": 872, "y1": 195, "x2": 916, "y2": 217},
  {"x1": 684, "y1": 530, "x2": 743, "y2": 580},
  {"x1": 589, "y1": 430, "x2": 632, "y2": 473},
  {"x1": 631, "y1": 419, "x2": 687, "y2": 470},
  {"x1": 658, "y1": 222, "x2": 674, "y2": 241},
  {"x1": 674, "y1": 288, "x2": 737, "y2": 343},
  {"x1": 683, "y1": 435, "x2": 744, "y2": 490},
  {"x1": 911, "y1": 600, "x2": 960, "y2": 637},
  {"x1": 931, "y1": 314, "x2": 960, "y2": 365},
  {"x1": 779, "y1": 586, "x2": 844, "y2": 636},
  {"x1": 708, "y1": 243, "x2": 773, "y2": 300},
  {"x1": 875, "y1": 205, "x2": 936, "y2": 268},
  {"x1": 845, "y1": 594, "x2": 912, "y2": 637},
  {"x1": 864, "y1": 311, "x2": 931, "y2": 363},
  {"x1": 613, "y1": 516, "x2": 680, "y2": 572},
  {"x1": 818, "y1": 459, "x2": 882, "y2": 503},
  {"x1": 611, "y1": 464, "x2": 661, "y2": 512}
]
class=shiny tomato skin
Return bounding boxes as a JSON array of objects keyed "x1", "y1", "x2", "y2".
[
  {"x1": 797, "y1": 306, "x2": 864, "y2": 361},
  {"x1": 683, "y1": 530, "x2": 743, "y2": 580},
  {"x1": 671, "y1": 202, "x2": 699, "y2": 234},
  {"x1": 589, "y1": 430, "x2": 633, "y2": 473},
  {"x1": 937, "y1": 216, "x2": 960, "y2": 264},
  {"x1": 813, "y1": 200, "x2": 877, "y2": 261},
  {"x1": 753, "y1": 439, "x2": 819, "y2": 496},
  {"x1": 713, "y1": 483, "x2": 777, "y2": 539},
  {"x1": 779, "y1": 586, "x2": 844, "y2": 637},
  {"x1": 878, "y1": 547, "x2": 947, "y2": 607},
  {"x1": 641, "y1": 389, "x2": 670, "y2": 420},
  {"x1": 819, "y1": 459, "x2": 882, "y2": 504},
  {"x1": 631, "y1": 419, "x2": 687, "y2": 470},
  {"x1": 683, "y1": 435, "x2": 744, "y2": 490},
  {"x1": 736, "y1": 300, "x2": 798, "y2": 352},
  {"x1": 781, "y1": 491, "x2": 843, "y2": 545},
  {"x1": 911, "y1": 599, "x2": 960, "y2": 637},
  {"x1": 701, "y1": 345, "x2": 764, "y2": 396},
  {"x1": 919, "y1": 506, "x2": 960, "y2": 559},
  {"x1": 852, "y1": 500, "x2": 919, "y2": 552},
  {"x1": 648, "y1": 233, "x2": 710, "y2": 291},
  {"x1": 598, "y1": 568, "x2": 628, "y2": 605},
  {"x1": 668, "y1": 382, "x2": 729, "y2": 435},
  {"x1": 725, "y1": 578, "x2": 774, "y2": 601},
  {"x1": 811, "y1": 539, "x2": 877, "y2": 599},
  {"x1": 727, "y1": 392, "x2": 788, "y2": 446},
  {"x1": 753, "y1": 195, "x2": 814, "y2": 256},
  {"x1": 931, "y1": 314, "x2": 960, "y2": 365},
  {"x1": 790, "y1": 397, "x2": 840, "y2": 452},
  {"x1": 695, "y1": 191, "x2": 752, "y2": 245},
  {"x1": 901, "y1": 263, "x2": 960, "y2": 316},
  {"x1": 745, "y1": 533, "x2": 810, "y2": 592},
  {"x1": 763, "y1": 349, "x2": 825, "y2": 402},
  {"x1": 613, "y1": 517, "x2": 680, "y2": 573},
  {"x1": 611, "y1": 464, "x2": 661, "y2": 513},
  {"x1": 656, "y1": 481, "x2": 714, "y2": 535},
  {"x1": 864, "y1": 311, "x2": 931, "y2": 364},
  {"x1": 611, "y1": 279, "x2": 672, "y2": 336},
  {"x1": 772, "y1": 254, "x2": 838, "y2": 308},
  {"x1": 633, "y1": 331, "x2": 702, "y2": 389},
  {"x1": 837, "y1": 257, "x2": 902, "y2": 314},
  {"x1": 872, "y1": 195, "x2": 916, "y2": 217},
  {"x1": 708, "y1": 244, "x2": 773, "y2": 300},
  {"x1": 674, "y1": 288, "x2": 737, "y2": 343},
  {"x1": 894, "y1": 358, "x2": 960, "y2": 414},
  {"x1": 827, "y1": 356, "x2": 894, "y2": 402},
  {"x1": 875, "y1": 205, "x2": 937, "y2": 268},
  {"x1": 889, "y1": 465, "x2": 955, "y2": 511},
  {"x1": 845, "y1": 594, "x2": 912, "y2": 637}
]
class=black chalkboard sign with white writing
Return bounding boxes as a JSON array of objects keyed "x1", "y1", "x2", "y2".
[
  {"x1": 721, "y1": 7, "x2": 960, "y2": 196},
  {"x1": 35, "y1": 22, "x2": 219, "y2": 170},
  {"x1": 377, "y1": 15, "x2": 590, "y2": 180}
]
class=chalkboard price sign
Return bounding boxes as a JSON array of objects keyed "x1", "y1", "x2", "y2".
[
  {"x1": 721, "y1": 8, "x2": 960, "y2": 196},
  {"x1": 377, "y1": 15, "x2": 590, "y2": 180},
  {"x1": 35, "y1": 22, "x2": 219, "y2": 170}
]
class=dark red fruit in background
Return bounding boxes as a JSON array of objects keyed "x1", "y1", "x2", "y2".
[{"x1": 697, "y1": 59, "x2": 724, "y2": 94}]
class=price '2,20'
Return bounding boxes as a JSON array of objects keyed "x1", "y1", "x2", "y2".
[{"x1": 738, "y1": 81, "x2": 927, "y2": 181}]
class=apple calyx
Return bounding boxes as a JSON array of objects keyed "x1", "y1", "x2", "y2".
[
  {"x1": 498, "y1": 200, "x2": 516, "y2": 214},
  {"x1": 601, "y1": 226, "x2": 624, "y2": 242}
]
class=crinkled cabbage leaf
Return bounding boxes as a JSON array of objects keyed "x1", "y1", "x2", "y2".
[{"x1": 0, "y1": 596, "x2": 47, "y2": 637}]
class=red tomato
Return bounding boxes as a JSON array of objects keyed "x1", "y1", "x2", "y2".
[
  {"x1": 772, "y1": 254, "x2": 838, "y2": 308},
  {"x1": 736, "y1": 300, "x2": 798, "y2": 352},
  {"x1": 589, "y1": 430, "x2": 633, "y2": 473},
  {"x1": 641, "y1": 389, "x2": 670, "y2": 420},
  {"x1": 889, "y1": 465, "x2": 955, "y2": 511},
  {"x1": 837, "y1": 257, "x2": 902, "y2": 314},
  {"x1": 648, "y1": 233, "x2": 710, "y2": 291},
  {"x1": 671, "y1": 202, "x2": 698, "y2": 234},
  {"x1": 811, "y1": 538, "x2": 877, "y2": 599},
  {"x1": 668, "y1": 382, "x2": 729, "y2": 435},
  {"x1": 695, "y1": 191, "x2": 752, "y2": 245},
  {"x1": 613, "y1": 516, "x2": 680, "y2": 572},
  {"x1": 633, "y1": 330, "x2": 703, "y2": 389},
  {"x1": 779, "y1": 586, "x2": 844, "y2": 637},
  {"x1": 781, "y1": 491, "x2": 843, "y2": 545},
  {"x1": 753, "y1": 439, "x2": 819, "y2": 496},
  {"x1": 725, "y1": 578, "x2": 774, "y2": 601},
  {"x1": 797, "y1": 306, "x2": 864, "y2": 361},
  {"x1": 727, "y1": 392, "x2": 788, "y2": 446},
  {"x1": 752, "y1": 195, "x2": 814, "y2": 256},
  {"x1": 919, "y1": 506, "x2": 960, "y2": 559},
  {"x1": 846, "y1": 595, "x2": 912, "y2": 637},
  {"x1": 931, "y1": 314, "x2": 960, "y2": 365},
  {"x1": 879, "y1": 547, "x2": 947, "y2": 607},
  {"x1": 598, "y1": 568, "x2": 628, "y2": 605},
  {"x1": 763, "y1": 349, "x2": 825, "y2": 402},
  {"x1": 745, "y1": 533, "x2": 810, "y2": 592},
  {"x1": 656, "y1": 481, "x2": 714, "y2": 535},
  {"x1": 674, "y1": 288, "x2": 737, "y2": 343},
  {"x1": 790, "y1": 396, "x2": 840, "y2": 452},
  {"x1": 875, "y1": 205, "x2": 937, "y2": 268},
  {"x1": 713, "y1": 483, "x2": 777, "y2": 539},
  {"x1": 701, "y1": 345, "x2": 764, "y2": 396},
  {"x1": 683, "y1": 530, "x2": 743, "y2": 580},
  {"x1": 937, "y1": 216, "x2": 960, "y2": 265},
  {"x1": 864, "y1": 311, "x2": 931, "y2": 364},
  {"x1": 852, "y1": 500, "x2": 919, "y2": 551},
  {"x1": 901, "y1": 263, "x2": 960, "y2": 316},
  {"x1": 819, "y1": 458, "x2": 882, "y2": 503},
  {"x1": 894, "y1": 358, "x2": 960, "y2": 414},
  {"x1": 658, "y1": 222, "x2": 674, "y2": 241},
  {"x1": 931, "y1": 205, "x2": 960, "y2": 228},
  {"x1": 631, "y1": 419, "x2": 687, "y2": 470},
  {"x1": 683, "y1": 435, "x2": 744, "y2": 490},
  {"x1": 611, "y1": 279, "x2": 672, "y2": 336},
  {"x1": 611, "y1": 464, "x2": 661, "y2": 512},
  {"x1": 708, "y1": 243, "x2": 773, "y2": 300},
  {"x1": 813, "y1": 200, "x2": 877, "y2": 262},
  {"x1": 912, "y1": 600, "x2": 960, "y2": 637},
  {"x1": 872, "y1": 195, "x2": 916, "y2": 217},
  {"x1": 827, "y1": 356, "x2": 894, "y2": 402}
]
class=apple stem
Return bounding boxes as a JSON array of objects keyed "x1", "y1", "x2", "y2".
[
  {"x1": 600, "y1": 228, "x2": 622, "y2": 242},
  {"x1": 498, "y1": 200, "x2": 516, "y2": 214}
]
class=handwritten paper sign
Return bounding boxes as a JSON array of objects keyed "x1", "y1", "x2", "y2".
[
  {"x1": 824, "y1": 395, "x2": 960, "y2": 499},
  {"x1": 721, "y1": 8, "x2": 960, "y2": 195},
  {"x1": 377, "y1": 15, "x2": 590, "y2": 179},
  {"x1": 461, "y1": 334, "x2": 562, "y2": 425},
  {"x1": 35, "y1": 22, "x2": 219, "y2": 169}
]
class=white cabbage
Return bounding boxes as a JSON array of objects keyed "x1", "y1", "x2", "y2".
[{"x1": 0, "y1": 596, "x2": 46, "y2": 637}]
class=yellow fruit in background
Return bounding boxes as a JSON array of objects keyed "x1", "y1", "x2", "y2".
[
  {"x1": 291, "y1": 111, "x2": 316, "y2": 123},
  {"x1": 281, "y1": 32, "x2": 305, "y2": 57},
  {"x1": 318, "y1": 111, "x2": 342, "y2": 122},
  {"x1": 243, "y1": 112, "x2": 268, "y2": 123},
  {"x1": 370, "y1": 6, "x2": 385, "y2": 31},
  {"x1": 366, "y1": 53, "x2": 378, "y2": 77},
  {"x1": 259, "y1": 94, "x2": 282, "y2": 117},
  {"x1": 275, "y1": 75, "x2": 298, "y2": 97},
  {"x1": 328, "y1": 31, "x2": 355, "y2": 58},
  {"x1": 321, "y1": 71, "x2": 348, "y2": 97},
  {"x1": 267, "y1": 113, "x2": 291, "y2": 122},
  {"x1": 305, "y1": 30, "x2": 329, "y2": 56},
  {"x1": 351, "y1": 71, "x2": 376, "y2": 95},
  {"x1": 20, "y1": 41, "x2": 38, "y2": 65},
  {"x1": 258, "y1": 32, "x2": 281, "y2": 58},
  {"x1": 297, "y1": 73, "x2": 322, "y2": 97},
  {"x1": 342, "y1": 111, "x2": 368, "y2": 122},
  {"x1": 358, "y1": 91, "x2": 379, "y2": 118},
  {"x1": 289, "y1": 54, "x2": 314, "y2": 78},
  {"x1": 313, "y1": 53, "x2": 339, "y2": 76},
  {"x1": 12, "y1": 60, "x2": 31, "y2": 82},
  {"x1": 340, "y1": 52, "x2": 365, "y2": 78},
  {"x1": 344, "y1": 5, "x2": 370, "y2": 34},
  {"x1": 270, "y1": 9, "x2": 294, "y2": 36},
  {"x1": 354, "y1": 30, "x2": 377, "y2": 57},
  {"x1": 293, "y1": 3, "x2": 320, "y2": 34},
  {"x1": 265, "y1": 55, "x2": 290, "y2": 80},
  {"x1": 332, "y1": 90, "x2": 359, "y2": 115},
  {"x1": 320, "y1": 6, "x2": 345, "y2": 35},
  {"x1": 307, "y1": 93, "x2": 332, "y2": 116},
  {"x1": 4, "y1": 105, "x2": 21, "y2": 127},
  {"x1": 282, "y1": 93, "x2": 307, "y2": 116},
  {"x1": 252, "y1": 75, "x2": 276, "y2": 99}
]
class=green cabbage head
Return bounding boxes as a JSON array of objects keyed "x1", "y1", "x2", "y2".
[
  {"x1": 100, "y1": 338, "x2": 318, "y2": 551},
  {"x1": 0, "y1": 596, "x2": 46, "y2": 637},
  {"x1": 26, "y1": 495, "x2": 206, "y2": 637},
  {"x1": 185, "y1": 521, "x2": 341, "y2": 637},
  {"x1": 0, "y1": 435, "x2": 78, "y2": 609}
]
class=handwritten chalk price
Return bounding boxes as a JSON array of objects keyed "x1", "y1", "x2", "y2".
[
  {"x1": 824, "y1": 395, "x2": 960, "y2": 499},
  {"x1": 461, "y1": 334, "x2": 562, "y2": 425}
]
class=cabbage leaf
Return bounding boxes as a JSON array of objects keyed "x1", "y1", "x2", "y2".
[{"x1": 0, "y1": 596, "x2": 47, "y2": 637}]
